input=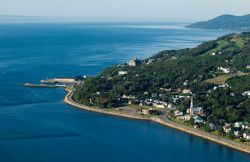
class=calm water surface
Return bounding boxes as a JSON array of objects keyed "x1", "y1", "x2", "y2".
[{"x1": 0, "y1": 23, "x2": 249, "y2": 162}]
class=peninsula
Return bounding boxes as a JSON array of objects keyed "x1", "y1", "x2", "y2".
[
  {"x1": 64, "y1": 32, "x2": 250, "y2": 154},
  {"x1": 187, "y1": 14, "x2": 250, "y2": 30}
]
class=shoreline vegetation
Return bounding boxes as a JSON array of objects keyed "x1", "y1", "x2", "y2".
[
  {"x1": 64, "y1": 90, "x2": 250, "y2": 154},
  {"x1": 72, "y1": 32, "x2": 250, "y2": 149}
]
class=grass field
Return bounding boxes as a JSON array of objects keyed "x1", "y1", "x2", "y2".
[{"x1": 204, "y1": 74, "x2": 232, "y2": 85}]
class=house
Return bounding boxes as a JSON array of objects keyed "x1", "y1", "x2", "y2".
[
  {"x1": 218, "y1": 84, "x2": 229, "y2": 88},
  {"x1": 155, "y1": 104, "x2": 165, "y2": 109},
  {"x1": 193, "y1": 115, "x2": 204, "y2": 124},
  {"x1": 223, "y1": 125, "x2": 231, "y2": 133},
  {"x1": 160, "y1": 88, "x2": 172, "y2": 92},
  {"x1": 153, "y1": 103, "x2": 165, "y2": 109},
  {"x1": 179, "y1": 115, "x2": 191, "y2": 121},
  {"x1": 234, "y1": 131, "x2": 241, "y2": 138},
  {"x1": 242, "y1": 91, "x2": 250, "y2": 97},
  {"x1": 127, "y1": 58, "x2": 141, "y2": 66},
  {"x1": 122, "y1": 95, "x2": 135, "y2": 99},
  {"x1": 176, "y1": 88, "x2": 182, "y2": 93},
  {"x1": 118, "y1": 71, "x2": 128, "y2": 75},
  {"x1": 122, "y1": 95, "x2": 131, "y2": 99},
  {"x1": 234, "y1": 122, "x2": 243, "y2": 128},
  {"x1": 141, "y1": 109, "x2": 150, "y2": 115},
  {"x1": 182, "y1": 89, "x2": 191, "y2": 94},
  {"x1": 174, "y1": 110, "x2": 184, "y2": 117},
  {"x1": 243, "y1": 123, "x2": 250, "y2": 130},
  {"x1": 191, "y1": 107, "x2": 204, "y2": 115},
  {"x1": 183, "y1": 80, "x2": 188, "y2": 86},
  {"x1": 146, "y1": 59, "x2": 154, "y2": 65},
  {"x1": 217, "y1": 67, "x2": 230, "y2": 74},
  {"x1": 209, "y1": 123, "x2": 217, "y2": 131},
  {"x1": 246, "y1": 65, "x2": 250, "y2": 69},
  {"x1": 167, "y1": 103, "x2": 172, "y2": 109},
  {"x1": 243, "y1": 132, "x2": 250, "y2": 140}
]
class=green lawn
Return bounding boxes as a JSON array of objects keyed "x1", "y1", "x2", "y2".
[{"x1": 204, "y1": 75, "x2": 232, "y2": 85}]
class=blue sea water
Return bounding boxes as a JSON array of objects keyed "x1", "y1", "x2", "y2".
[{"x1": 0, "y1": 23, "x2": 249, "y2": 162}]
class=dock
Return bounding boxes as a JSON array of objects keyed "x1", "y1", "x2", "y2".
[
  {"x1": 23, "y1": 76, "x2": 85, "y2": 89},
  {"x1": 40, "y1": 78, "x2": 76, "y2": 84},
  {"x1": 24, "y1": 83, "x2": 57, "y2": 88}
]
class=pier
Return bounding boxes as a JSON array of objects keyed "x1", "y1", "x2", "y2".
[
  {"x1": 24, "y1": 76, "x2": 85, "y2": 89},
  {"x1": 24, "y1": 83, "x2": 57, "y2": 88},
  {"x1": 40, "y1": 78, "x2": 76, "y2": 84},
  {"x1": 24, "y1": 83, "x2": 68, "y2": 88}
]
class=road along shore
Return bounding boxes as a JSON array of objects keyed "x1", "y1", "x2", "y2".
[{"x1": 64, "y1": 90, "x2": 250, "y2": 155}]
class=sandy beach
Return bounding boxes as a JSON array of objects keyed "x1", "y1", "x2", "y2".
[{"x1": 64, "y1": 90, "x2": 250, "y2": 154}]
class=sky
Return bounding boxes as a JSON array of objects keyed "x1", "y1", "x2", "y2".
[{"x1": 0, "y1": 0, "x2": 250, "y2": 22}]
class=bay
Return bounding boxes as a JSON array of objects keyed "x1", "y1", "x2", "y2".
[{"x1": 0, "y1": 23, "x2": 249, "y2": 162}]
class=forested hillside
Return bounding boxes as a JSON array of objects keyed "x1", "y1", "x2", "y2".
[{"x1": 73, "y1": 32, "x2": 250, "y2": 123}]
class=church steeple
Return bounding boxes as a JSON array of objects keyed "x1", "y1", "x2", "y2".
[{"x1": 190, "y1": 96, "x2": 194, "y2": 115}]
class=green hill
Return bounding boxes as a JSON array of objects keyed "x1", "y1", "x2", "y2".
[
  {"x1": 74, "y1": 32, "x2": 250, "y2": 123},
  {"x1": 187, "y1": 14, "x2": 250, "y2": 30}
]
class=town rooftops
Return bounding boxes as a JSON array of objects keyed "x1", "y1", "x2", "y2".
[
  {"x1": 127, "y1": 58, "x2": 141, "y2": 66},
  {"x1": 193, "y1": 115, "x2": 204, "y2": 123}
]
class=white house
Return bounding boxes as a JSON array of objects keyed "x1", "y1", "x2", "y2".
[
  {"x1": 217, "y1": 67, "x2": 230, "y2": 74},
  {"x1": 234, "y1": 122, "x2": 243, "y2": 128},
  {"x1": 183, "y1": 80, "x2": 188, "y2": 86},
  {"x1": 223, "y1": 125, "x2": 231, "y2": 133},
  {"x1": 153, "y1": 103, "x2": 165, "y2": 109},
  {"x1": 179, "y1": 115, "x2": 191, "y2": 121},
  {"x1": 244, "y1": 123, "x2": 250, "y2": 130},
  {"x1": 243, "y1": 132, "x2": 250, "y2": 140},
  {"x1": 242, "y1": 91, "x2": 250, "y2": 97},
  {"x1": 118, "y1": 71, "x2": 128, "y2": 75},
  {"x1": 218, "y1": 84, "x2": 229, "y2": 88},
  {"x1": 127, "y1": 58, "x2": 141, "y2": 66},
  {"x1": 174, "y1": 110, "x2": 184, "y2": 117},
  {"x1": 182, "y1": 89, "x2": 191, "y2": 94}
]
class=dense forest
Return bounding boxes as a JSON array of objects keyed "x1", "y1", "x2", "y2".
[{"x1": 73, "y1": 32, "x2": 250, "y2": 123}]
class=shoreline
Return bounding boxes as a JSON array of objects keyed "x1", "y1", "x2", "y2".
[{"x1": 64, "y1": 90, "x2": 250, "y2": 155}]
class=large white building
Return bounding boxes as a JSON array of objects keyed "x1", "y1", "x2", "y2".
[
  {"x1": 217, "y1": 67, "x2": 230, "y2": 74},
  {"x1": 118, "y1": 71, "x2": 128, "y2": 75},
  {"x1": 127, "y1": 58, "x2": 141, "y2": 67}
]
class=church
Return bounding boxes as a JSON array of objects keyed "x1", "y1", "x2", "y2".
[{"x1": 186, "y1": 97, "x2": 204, "y2": 116}]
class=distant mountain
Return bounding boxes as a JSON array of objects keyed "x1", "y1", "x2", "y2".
[
  {"x1": 187, "y1": 14, "x2": 250, "y2": 30},
  {"x1": 0, "y1": 15, "x2": 85, "y2": 23},
  {"x1": 0, "y1": 15, "x2": 56, "y2": 23}
]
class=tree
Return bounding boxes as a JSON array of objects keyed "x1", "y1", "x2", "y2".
[
  {"x1": 218, "y1": 125, "x2": 224, "y2": 136},
  {"x1": 203, "y1": 122, "x2": 211, "y2": 132},
  {"x1": 228, "y1": 130, "x2": 234, "y2": 139}
]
